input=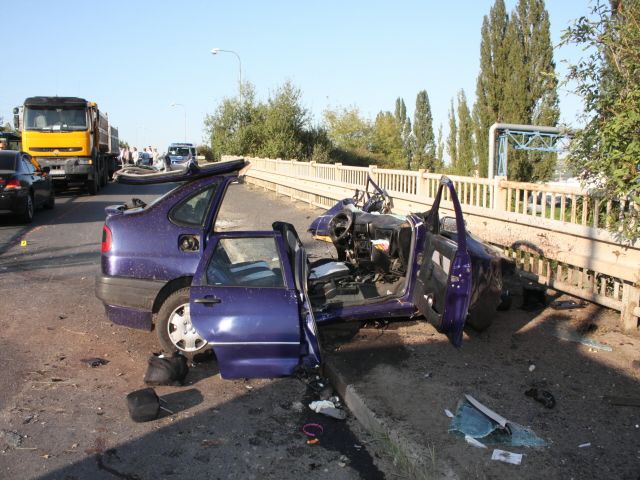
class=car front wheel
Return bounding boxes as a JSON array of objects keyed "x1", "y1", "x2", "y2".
[
  {"x1": 156, "y1": 288, "x2": 208, "y2": 355},
  {"x1": 20, "y1": 194, "x2": 34, "y2": 223}
]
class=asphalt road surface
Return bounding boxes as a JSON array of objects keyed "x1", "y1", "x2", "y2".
[{"x1": 0, "y1": 180, "x2": 390, "y2": 479}]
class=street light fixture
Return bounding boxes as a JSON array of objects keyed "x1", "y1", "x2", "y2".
[
  {"x1": 170, "y1": 103, "x2": 187, "y2": 142},
  {"x1": 210, "y1": 48, "x2": 242, "y2": 106}
]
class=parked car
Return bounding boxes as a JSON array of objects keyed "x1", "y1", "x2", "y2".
[
  {"x1": 96, "y1": 160, "x2": 512, "y2": 379},
  {"x1": 0, "y1": 150, "x2": 55, "y2": 222}
]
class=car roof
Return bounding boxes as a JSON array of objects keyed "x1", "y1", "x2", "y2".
[{"x1": 113, "y1": 158, "x2": 248, "y2": 185}]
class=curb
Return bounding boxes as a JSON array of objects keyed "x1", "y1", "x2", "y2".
[{"x1": 323, "y1": 360, "x2": 433, "y2": 477}]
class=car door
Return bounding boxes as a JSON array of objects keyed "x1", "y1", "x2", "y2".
[
  {"x1": 188, "y1": 231, "x2": 321, "y2": 379},
  {"x1": 412, "y1": 177, "x2": 472, "y2": 347},
  {"x1": 25, "y1": 155, "x2": 47, "y2": 207}
]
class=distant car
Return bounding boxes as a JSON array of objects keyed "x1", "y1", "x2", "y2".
[
  {"x1": 0, "y1": 150, "x2": 55, "y2": 222},
  {"x1": 96, "y1": 161, "x2": 512, "y2": 379},
  {"x1": 167, "y1": 143, "x2": 196, "y2": 166}
]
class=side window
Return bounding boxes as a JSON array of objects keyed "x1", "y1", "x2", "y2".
[
  {"x1": 169, "y1": 184, "x2": 217, "y2": 226},
  {"x1": 206, "y1": 237, "x2": 284, "y2": 288}
]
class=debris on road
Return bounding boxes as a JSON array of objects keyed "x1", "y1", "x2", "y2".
[
  {"x1": 578, "y1": 442, "x2": 591, "y2": 448},
  {"x1": 143, "y1": 353, "x2": 188, "y2": 386},
  {"x1": 550, "y1": 299, "x2": 585, "y2": 310},
  {"x1": 603, "y1": 395, "x2": 640, "y2": 407},
  {"x1": 448, "y1": 394, "x2": 545, "y2": 447},
  {"x1": 552, "y1": 329, "x2": 613, "y2": 352},
  {"x1": 0, "y1": 430, "x2": 23, "y2": 448},
  {"x1": 80, "y1": 357, "x2": 109, "y2": 368},
  {"x1": 126, "y1": 388, "x2": 160, "y2": 422},
  {"x1": 465, "y1": 435, "x2": 487, "y2": 448},
  {"x1": 525, "y1": 388, "x2": 556, "y2": 409},
  {"x1": 491, "y1": 449, "x2": 523, "y2": 465},
  {"x1": 309, "y1": 400, "x2": 347, "y2": 420}
]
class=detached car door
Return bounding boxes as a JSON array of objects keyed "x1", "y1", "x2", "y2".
[
  {"x1": 413, "y1": 177, "x2": 473, "y2": 347},
  {"x1": 188, "y1": 232, "x2": 321, "y2": 378}
]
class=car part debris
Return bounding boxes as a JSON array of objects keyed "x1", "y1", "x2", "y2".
[
  {"x1": 448, "y1": 394, "x2": 545, "y2": 447},
  {"x1": 80, "y1": 357, "x2": 109, "y2": 368},
  {"x1": 143, "y1": 352, "x2": 189, "y2": 386},
  {"x1": 550, "y1": 299, "x2": 585, "y2": 310},
  {"x1": 525, "y1": 388, "x2": 556, "y2": 409},
  {"x1": 309, "y1": 400, "x2": 347, "y2": 420},
  {"x1": 126, "y1": 388, "x2": 160, "y2": 422},
  {"x1": 521, "y1": 283, "x2": 547, "y2": 311},
  {"x1": 552, "y1": 329, "x2": 612, "y2": 352},
  {"x1": 302, "y1": 423, "x2": 324, "y2": 443},
  {"x1": 465, "y1": 435, "x2": 487, "y2": 448},
  {"x1": 578, "y1": 442, "x2": 591, "y2": 448},
  {"x1": 603, "y1": 395, "x2": 640, "y2": 407},
  {"x1": 491, "y1": 449, "x2": 522, "y2": 465}
]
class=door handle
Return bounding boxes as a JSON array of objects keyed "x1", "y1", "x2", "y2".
[{"x1": 194, "y1": 296, "x2": 222, "y2": 304}]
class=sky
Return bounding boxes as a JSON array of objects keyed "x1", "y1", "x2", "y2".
[{"x1": 1, "y1": 0, "x2": 590, "y2": 152}]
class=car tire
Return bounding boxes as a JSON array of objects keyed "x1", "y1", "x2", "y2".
[
  {"x1": 156, "y1": 288, "x2": 208, "y2": 355},
  {"x1": 44, "y1": 188, "x2": 55, "y2": 209},
  {"x1": 20, "y1": 193, "x2": 35, "y2": 223}
]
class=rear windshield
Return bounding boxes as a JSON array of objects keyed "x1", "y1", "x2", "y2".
[{"x1": 0, "y1": 155, "x2": 16, "y2": 170}]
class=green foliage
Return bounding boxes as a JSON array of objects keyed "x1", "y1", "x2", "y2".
[
  {"x1": 436, "y1": 124, "x2": 444, "y2": 169},
  {"x1": 395, "y1": 98, "x2": 414, "y2": 169},
  {"x1": 197, "y1": 144, "x2": 214, "y2": 161},
  {"x1": 473, "y1": 0, "x2": 559, "y2": 181},
  {"x1": 456, "y1": 90, "x2": 476, "y2": 175},
  {"x1": 371, "y1": 111, "x2": 404, "y2": 169},
  {"x1": 413, "y1": 90, "x2": 437, "y2": 171},
  {"x1": 446, "y1": 99, "x2": 458, "y2": 168},
  {"x1": 561, "y1": 0, "x2": 640, "y2": 240},
  {"x1": 323, "y1": 106, "x2": 373, "y2": 154}
]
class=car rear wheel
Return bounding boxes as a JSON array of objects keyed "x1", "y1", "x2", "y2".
[
  {"x1": 156, "y1": 288, "x2": 208, "y2": 355},
  {"x1": 20, "y1": 194, "x2": 34, "y2": 223}
]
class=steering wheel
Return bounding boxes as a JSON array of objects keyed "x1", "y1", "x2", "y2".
[{"x1": 328, "y1": 210, "x2": 354, "y2": 243}]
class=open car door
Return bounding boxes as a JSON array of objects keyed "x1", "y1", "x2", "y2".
[
  {"x1": 189, "y1": 230, "x2": 320, "y2": 379},
  {"x1": 413, "y1": 177, "x2": 472, "y2": 347}
]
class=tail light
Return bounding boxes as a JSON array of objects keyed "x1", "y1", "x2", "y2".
[
  {"x1": 101, "y1": 225, "x2": 113, "y2": 253},
  {"x1": 1, "y1": 179, "x2": 21, "y2": 190}
]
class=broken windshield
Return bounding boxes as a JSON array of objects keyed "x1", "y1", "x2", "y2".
[{"x1": 24, "y1": 107, "x2": 88, "y2": 132}]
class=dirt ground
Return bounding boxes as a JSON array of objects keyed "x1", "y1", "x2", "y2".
[{"x1": 323, "y1": 287, "x2": 640, "y2": 479}]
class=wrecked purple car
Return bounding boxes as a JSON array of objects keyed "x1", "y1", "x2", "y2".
[{"x1": 96, "y1": 160, "x2": 511, "y2": 379}]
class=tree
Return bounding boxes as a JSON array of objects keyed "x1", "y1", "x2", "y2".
[
  {"x1": 456, "y1": 90, "x2": 476, "y2": 175},
  {"x1": 473, "y1": 0, "x2": 509, "y2": 177},
  {"x1": 446, "y1": 99, "x2": 458, "y2": 169},
  {"x1": 472, "y1": 0, "x2": 559, "y2": 180},
  {"x1": 561, "y1": 0, "x2": 640, "y2": 239},
  {"x1": 371, "y1": 111, "x2": 404, "y2": 168},
  {"x1": 394, "y1": 98, "x2": 413, "y2": 169},
  {"x1": 259, "y1": 81, "x2": 308, "y2": 159},
  {"x1": 413, "y1": 90, "x2": 437, "y2": 171},
  {"x1": 436, "y1": 124, "x2": 444, "y2": 170}
]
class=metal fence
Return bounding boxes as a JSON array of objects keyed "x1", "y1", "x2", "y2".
[{"x1": 232, "y1": 156, "x2": 640, "y2": 330}]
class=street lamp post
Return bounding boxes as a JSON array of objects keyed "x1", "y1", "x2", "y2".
[
  {"x1": 210, "y1": 48, "x2": 242, "y2": 106},
  {"x1": 170, "y1": 103, "x2": 187, "y2": 142}
]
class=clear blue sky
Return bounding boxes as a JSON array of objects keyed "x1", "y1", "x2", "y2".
[{"x1": 1, "y1": 0, "x2": 588, "y2": 152}]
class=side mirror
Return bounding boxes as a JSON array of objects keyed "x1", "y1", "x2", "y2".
[{"x1": 440, "y1": 216, "x2": 466, "y2": 234}]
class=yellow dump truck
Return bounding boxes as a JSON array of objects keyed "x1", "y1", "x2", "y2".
[{"x1": 14, "y1": 97, "x2": 119, "y2": 195}]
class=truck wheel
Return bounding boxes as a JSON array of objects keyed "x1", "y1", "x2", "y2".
[
  {"x1": 87, "y1": 176, "x2": 98, "y2": 195},
  {"x1": 44, "y1": 187, "x2": 55, "y2": 209},
  {"x1": 156, "y1": 288, "x2": 208, "y2": 355},
  {"x1": 20, "y1": 193, "x2": 35, "y2": 223}
]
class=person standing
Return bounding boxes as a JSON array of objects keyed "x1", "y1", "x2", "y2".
[{"x1": 131, "y1": 147, "x2": 139, "y2": 165}]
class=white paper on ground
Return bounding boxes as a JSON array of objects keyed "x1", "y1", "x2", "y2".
[{"x1": 491, "y1": 449, "x2": 523, "y2": 465}]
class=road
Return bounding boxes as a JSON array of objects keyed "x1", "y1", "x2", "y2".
[{"x1": 0, "y1": 181, "x2": 389, "y2": 479}]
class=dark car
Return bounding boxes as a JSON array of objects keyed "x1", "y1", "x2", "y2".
[
  {"x1": 96, "y1": 160, "x2": 511, "y2": 379},
  {"x1": 0, "y1": 150, "x2": 55, "y2": 222}
]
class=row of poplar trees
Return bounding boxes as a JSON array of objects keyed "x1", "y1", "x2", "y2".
[{"x1": 205, "y1": 0, "x2": 559, "y2": 182}]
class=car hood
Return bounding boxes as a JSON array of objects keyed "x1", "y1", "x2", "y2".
[{"x1": 112, "y1": 159, "x2": 248, "y2": 185}]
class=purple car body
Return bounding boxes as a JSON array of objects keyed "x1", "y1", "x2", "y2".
[{"x1": 96, "y1": 160, "x2": 506, "y2": 379}]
